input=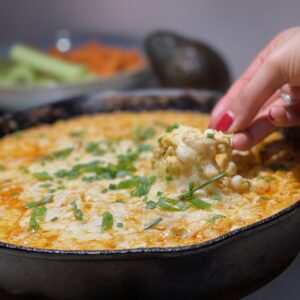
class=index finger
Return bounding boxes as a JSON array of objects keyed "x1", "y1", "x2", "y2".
[
  {"x1": 209, "y1": 42, "x2": 275, "y2": 129},
  {"x1": 209, "y1": 28, "x2": 299, "y2": 132}
]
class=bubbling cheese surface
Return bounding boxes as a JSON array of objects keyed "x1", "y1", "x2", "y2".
[{"x1": 0, "y1": 111, "x2": 299, "y2": 251}]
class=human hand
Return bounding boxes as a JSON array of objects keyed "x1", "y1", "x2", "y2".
[{"x1": 209, "y1": 27, "x2": 300, "y2": 150}]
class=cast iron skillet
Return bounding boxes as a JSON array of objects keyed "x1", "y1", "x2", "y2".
[{"x1": 0, "y1": 89, "x2": 299, "y2": 300}]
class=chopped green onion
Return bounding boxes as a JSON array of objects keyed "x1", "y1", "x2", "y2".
[
  {"x1": 208, "y1": 214, "x2": 226, "y2": 224},
  {"x1": 82, "y1": 175, "x2": 101, "y2": 182},
  {"x1": 144, "y1": 217, "x2": 163, "y2": 230},
  {"x1": 190, "y1": 198, "x2": 211, "y2": 211},
  {"x1": 101, "y1": 212, "x2": 113, "y2": 232},
  {"x1": 189, "y1": 181, "x2": 195, "y2": 192},
  {"x1": 39, "y1": 183, "x2": 53, "y2": 188},
  {"x1": 85, "y1": 142, "x2": 106, "y2": 156},
  {"x1": 24, "y1": 194, "x2": 53, "y2": 209},
  {"x1": 33, "y1": 171, "x2": 52, "y2": 181},
  {"x1": 207, "y1": 132, "x2": 214, "y2": 139},
  {"x1": 211, "y1": 194, "x2": 222, "y2": 201},
  {"x1": 178, "y1": 172, "x2": 227, "y2": 200},
  {"x1": 165, "y1": 175, "x2": 173, "y2": 181},
  {"x1": 166, "y1": 123, "x2": 179, "y2": 133},
  {"x1": 50, "y1": 216, "x2": 58, "y2": 222},
  {"x1": 116, "y1": 176, "x2": 156, "y2": 197},
  {"x1": 137, "y1": 143, "x2": 153, "y2": 152},
  {"x1": 145, "y1": 200, "x2": 156, "y2": 209},
  {"x1": 43, "y1": 147, "x2": 74, "y2": 161},
  {"x1": 71, "y1": 200, "x2": 83, "y2": 221},
  {"x1": 260, "y1": 195, "x2": 270, "y2": 201},
  {"x1": 29, "y1": 206, "x2": 47, "y2": 231},
  {"x1": 117, "y1": 222, "x2": 124, "y2": 228},
  {"x1": 157, "y1": 197, "x2": 188, "y2": 211},
  {"x1": 157, "y1": 191, "x2": 163, "y2": 196},
  {"x1": 134, "y1": 127, "x2": 156, "y2": 140},
  {"x1": 197, "y1": 166, "x2": 204, "y2": 173}
]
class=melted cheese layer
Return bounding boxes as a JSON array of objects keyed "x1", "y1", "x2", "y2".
[{"x1": 0, "y1": 111, "x2": 299, "y2": 250}]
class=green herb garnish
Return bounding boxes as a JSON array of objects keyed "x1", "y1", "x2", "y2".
[
  {"x1": 43, "y1": 147, "x2": 74, "y2": 161},
  {"x1": 29, "y1": 206, "x2": 47, "y2": 231},
  {"x1": 178, "y1": 172, "x2": 227, "y2": 200},
  {"x1": 117, "y1": 222, "x2": 124, "y2": 228},
  {"x1": 145, "y1": 200, "x2": 156, "y2": 209},
  {"x1": 134, "y1": 127, "x2": 156, "y2": 140},
  {"x1": 157, "y1": 197, "x2": 188, "y2": 211},
  {"x1": 260, "y1": 195, "x2": 270, "y2": 201},
  {"x1": 0, "y1": 164, "x2": 5, "y2": 171},
  {"x1": 144, "y1": 217, "x2": 162, "y2": 230},
  {"x1": 116, "y1": 176, "x2": 156, "y2": 197},
  {"x1": 211, "y1": 194, "x2": 222, "y2": 201},
  {"x1": 137, "y1": 143, "x2": 153, "y2": 152},
  {"x1": 166, "y1": 123, "x2": 179, "y2": 133},
  {"x1": 85, "y1": 142, "x2": 106, "y2": 156},
  {"x1": 33, "y1": 171, "x2": 52, "y2": 181},
  {"x1": 39, "y1": 183, "x2": 53, "y2": 189},
  {"x1": 71, "y1": 200, "x2": 83, "y2": 221},
  {"x1": 197, "y1": 166, "x2": 204, "y2": 173},
  {"x1": 206, "y1": 132, "x2": 215, "y2": 139},
  {"x1": 190, "y1": 198, "x2": 211, "y2": 211},
  {"x1": 208, "y1": 214, "x2": 226, "y2": 224},
  {"x1": 82, "y1": 175, "x2": 101, "y2": 182},
  {"x1": 50, "y1": 216, "x2": 58, "y2": 222},
  {"x1": 101, "y1": 212, "x2": 113, "y2": 232},
  {"x1": 24, "y1": 194, "x2": 53, "y2": 209},
  {"x1": 117, "y1": 152, "x2": 139, "y2": 164},
  {"x1": 165, "y1": 175, "x2": 173, "y2": 181}
]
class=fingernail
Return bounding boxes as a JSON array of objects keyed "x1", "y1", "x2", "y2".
[
  {"x1": 268, "y1": 106, "x2": 281, "y2": 122},
  {"x1": 268, "y1": 108, "x2": 275, "y2": 121},
  {"x1": 216, "y1": 111, "x2": 234, "y2": 132}
]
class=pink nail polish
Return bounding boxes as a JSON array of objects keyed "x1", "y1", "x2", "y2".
[{"x1": 216, "y1": 111, "x2": 234, "y2": 132}]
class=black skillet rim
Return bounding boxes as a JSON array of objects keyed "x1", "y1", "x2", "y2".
[{"x1": 0, "y1": 88, "x2": 298, "y2": 257}]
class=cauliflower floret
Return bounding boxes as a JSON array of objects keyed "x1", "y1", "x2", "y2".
[
  {"x1": 231, "y1": 175, "x2": 250, "y2": 192},
  {"x1": 153, "y1": 126, "x2": 234, "y2": 178},
  {"x1": 152, "y1": 125, "x2": 250, "y2": 193}
]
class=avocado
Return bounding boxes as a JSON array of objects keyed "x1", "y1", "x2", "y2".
[{"x1": 145, "y1": 31, "x2": 230, "y2": 92}]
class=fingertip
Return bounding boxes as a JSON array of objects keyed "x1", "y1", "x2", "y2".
[
  {"x1": 268, "y1": 104, "x2": 300, "y2": 127},
  {"x1": 232, "y1": 119, "x2": 276, "y2": 150},
  {"x1": 268, "y1": 105, "x2": 286, "y2": 125},
  {"x1": 232, "y1": 132, "x2": 253, "y2": 150},
  {"x1": 209, "y1": 97, "x2": 230, "y2": 128}
]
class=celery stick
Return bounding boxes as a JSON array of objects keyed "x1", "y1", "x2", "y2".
[{"x1": 10, "y1": 44, "x2": 88, "y2": 82}]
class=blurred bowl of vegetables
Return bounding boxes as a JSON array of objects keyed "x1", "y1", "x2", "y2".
[{"x1": 0, "y1": 32, "x2": 150, "y2": 111}]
